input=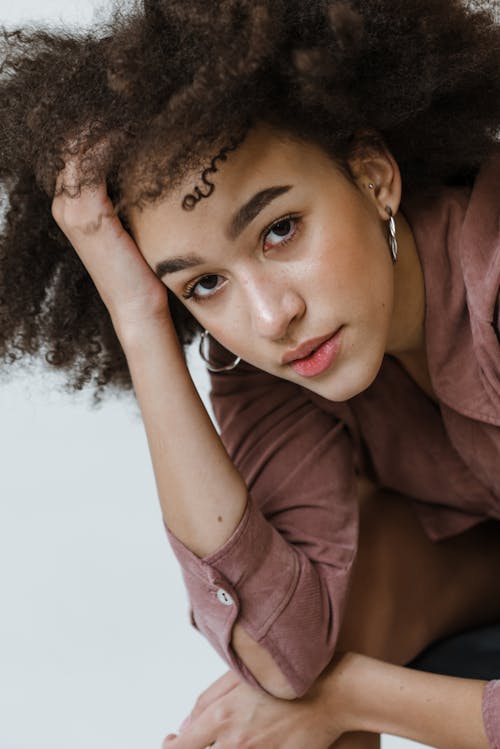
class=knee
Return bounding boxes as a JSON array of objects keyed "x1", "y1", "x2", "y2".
[
  {"x1": 337, "y1": 483, "x2": 500, "y2": 668},
  {"x1": 336, "y1": 483, "x2": 435, "y2": 665}
]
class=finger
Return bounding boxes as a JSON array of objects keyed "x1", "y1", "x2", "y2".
[
  {"x1": 51, "y1": 133, "x2": 125, "y2": 258},
  {"x1": 51, "y1": 172, "x2": 150, "y2": 317},
  {"x1": 189, "y1": 670, "x2": 241, "y2": 723},
  {"x1": 162, "y1": 734, "x2": 177, "y2": 746},
  {"x1": 53, "y1": 133, "x2": 110, "y2": 198},
  {"x1": 161, "y1": 710, "x2": 217, "y2": 749},
  {"x1": 178, "y1": 715, "x2": 191, "y2": 733},
  {"x1": 54, "y1": 154, "x2": 81, "y2": 198},
  {"x1": 51, "y1": 153, "x2": 130, "y2": 273},
  {"x1": 51, "y1": 178, "x2": 128, "y2": 289},
  {"x1": 52, "y1": 177, "x2": 115, "y2": 241}
]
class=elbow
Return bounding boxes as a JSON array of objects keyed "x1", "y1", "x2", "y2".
[{"x1": 231, "y1": 620, "x2": 299, "y2": 699}]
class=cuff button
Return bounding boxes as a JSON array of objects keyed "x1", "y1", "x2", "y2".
[{"x1": 216, "y1": 588, "x2": 234, "y2": 606}]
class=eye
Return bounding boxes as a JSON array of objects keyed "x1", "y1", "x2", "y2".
[
  {"x1": 263, "y1": 215, "x2": 299, "y2": 250},
  {"x1": 182, "y1": 274, "x2": 225, "y2": 301}
]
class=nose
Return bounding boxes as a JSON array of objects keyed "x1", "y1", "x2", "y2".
[{"x1": 244, "y1": 272, "x2": 305, "y2": 341}]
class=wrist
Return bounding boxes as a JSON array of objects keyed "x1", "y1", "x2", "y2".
[
  {"x1": 312, "y1": 651, "x2": 364, "y2": 738},
  {"x1": 332, "y1": 652, "x2": 373, "y2": 734},
  {"x1": 111, "y1": 310, "x2": 178, "y2": 351},
  {"x1": 324, "y1": 651, "x2": 398, "y2": 735}
]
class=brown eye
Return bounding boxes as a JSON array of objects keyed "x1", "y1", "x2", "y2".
[
  {"x1": 263, "y1": 216, "x2": 298, "y2": 249},
  {"x1": 272, "y1": 219, "x2": 292, "y2": 236},
  {"x1": 199, "y1": 275, "x2": 219, "y2": 290},
  {"x1": 183, "y1": 273, "x2": 226, "y2": 301}
]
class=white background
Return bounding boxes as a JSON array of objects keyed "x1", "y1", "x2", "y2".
[{"x1": 0, "y1": 2, "x2": 430, "y2": 747}]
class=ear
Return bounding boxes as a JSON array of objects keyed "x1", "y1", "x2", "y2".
[{"x1": 347, "y1": 134, "x2": 402, "y2": 221}]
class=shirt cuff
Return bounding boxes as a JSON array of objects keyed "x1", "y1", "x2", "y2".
[
  {"x1": 163, "y1": 492, "x2": 301, "y2": 689},
  {"x1": 483, "y1": 680, "x2": 500, "y2": 749}
]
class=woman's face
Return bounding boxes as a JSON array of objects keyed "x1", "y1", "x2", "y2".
[{"x1": 128, "y1": 124, "x2": 403, "y2": 401}]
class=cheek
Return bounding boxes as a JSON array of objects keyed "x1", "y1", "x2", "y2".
[
  {"x1": 318, "y1": 220, "x2": 392, "y2": 312},
  {"x1": 205, "y1": 310, "x2": 249, "y2": 358}
]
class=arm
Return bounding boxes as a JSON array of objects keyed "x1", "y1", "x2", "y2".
[
  {"x1": 168, "y1": 339, "x2": 362, "y2": 699},
  {"x1": 320, "y1": 652, "x2": 499, "y2": 749},
  {"x1": 52, "y1": 173, "x2": 359, "y2": 700},
  {"x1": 158, "y1": 657, "x2": 499, "y2": 749},
  {"x1": 117, "y1": 318, "x2": 296, "y2": 698},
  {"x1": 118, "y1": 319, "x2": 358, "y2": 698}
]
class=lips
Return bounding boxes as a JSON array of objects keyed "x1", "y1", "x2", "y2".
[
  {"x1": 281, "y1": 328, "x2": 342, "y2": 365},
  {"x1": 284, "y1": 327, "x2": 344, "y2": 378}
]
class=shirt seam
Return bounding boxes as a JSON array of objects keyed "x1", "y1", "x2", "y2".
[{"x1": 239, "y1": 547, "x2": 300, "y2": 640}]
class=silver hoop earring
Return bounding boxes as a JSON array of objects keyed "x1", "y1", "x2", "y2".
[
  {"x1": 199, "y1": 330, "x2": 241, "y2": 373},
  {"x1": 385, "y1": 206, "x2": 398, "y2": 264}
]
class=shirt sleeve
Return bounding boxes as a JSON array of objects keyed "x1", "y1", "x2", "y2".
[
  {"x1": 483, "y1": 680, "x2": 500, "y2": 749},
  {"x1": 163, "y1": 346, "x2": 359, "y2": 698}
]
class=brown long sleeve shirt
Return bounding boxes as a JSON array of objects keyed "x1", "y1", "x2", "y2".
[{"x1": 164, "y1": 154, "x2": 500, "y2": 743}]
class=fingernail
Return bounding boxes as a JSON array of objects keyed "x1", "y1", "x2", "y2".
[{"x1": 178, "y1": 716, "x2": 191, "y2": 732}]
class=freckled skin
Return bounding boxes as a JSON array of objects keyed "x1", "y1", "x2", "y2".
[{"x1": 128, "y1": 123, "x2": 426, "y2": 403}]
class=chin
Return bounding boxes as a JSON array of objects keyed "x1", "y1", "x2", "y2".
[{"x1": 307, "y1": 349, "x2": 385, "y2": 403}]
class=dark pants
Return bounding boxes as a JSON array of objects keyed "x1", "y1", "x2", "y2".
[{"x1": 407, "y1": 623, "x2": 500, "y2": 679}]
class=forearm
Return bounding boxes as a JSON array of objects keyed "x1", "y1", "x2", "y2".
[
  {"x1": 324, "y1": 651, "x2": 490, "y2": 749},
  {"x1": 117, "y1": 317, "x2": 247, "y2": 556},
  {"x1": 52, "y1": 169, "x2": 298, "y2": 699},
  {"x1": 116, "y1": 317, "x2": 295, "y2": 696}
]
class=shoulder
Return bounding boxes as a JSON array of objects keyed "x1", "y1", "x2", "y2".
[
  {"x1": 402, "y1": 154, "x2": 499, "y2": 423},
  {"x1": 460, "y1": 153, "x2": 499, "y2": 322}
]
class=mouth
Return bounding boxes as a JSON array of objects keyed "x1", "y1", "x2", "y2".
[{"x1": 282, "y1": 326, "x2": 344, "y2": 378}]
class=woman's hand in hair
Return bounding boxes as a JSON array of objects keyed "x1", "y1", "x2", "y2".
[
  {"x1": 52, "y1": 154, "x2": 171, "y2": 336},
  {"x1": 161, "y1": 667, "x2": 345, "y2": 749}
]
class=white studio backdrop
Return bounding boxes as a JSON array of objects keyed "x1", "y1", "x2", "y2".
[{"x1": 0, "y1": 2, "x2": 429, "y2": 747}]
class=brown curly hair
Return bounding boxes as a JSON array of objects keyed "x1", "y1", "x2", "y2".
[{"x1": 0, "y1": 0, "x2": 499, "y2": 402}]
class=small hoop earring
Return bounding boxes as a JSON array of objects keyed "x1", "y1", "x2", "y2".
[
  {"x1": 385, "y1": 205, "x2": 398, "y2": 264},
  {"x1": 199, "y1": 330, "x2": 241, "y2": 373},
  {"x1": 368, "y1": 182, "x2": 374, "y2": 190}
]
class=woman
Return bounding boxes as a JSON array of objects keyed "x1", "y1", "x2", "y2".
[{"x1": 0, "y1": 0, "x2": 499, "y2": 747}]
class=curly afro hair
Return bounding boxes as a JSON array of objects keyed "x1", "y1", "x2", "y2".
[{"x1": 0, "y1": 0, "x2": 499, "y2": 401}]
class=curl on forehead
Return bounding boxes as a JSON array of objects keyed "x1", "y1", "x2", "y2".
[
  {"x1": 116, "y1": 122, "x2": 252, "y2": 216},
  {"x1": 116, "y1": 121, "x2": 322, "y2": 222},
  {"x1": 180, "y1": 129, "x2": 249, "y2": 211}
]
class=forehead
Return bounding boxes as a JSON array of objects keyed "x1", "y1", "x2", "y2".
[{"x1": 128, "y1": 125, "x2": 335, "y2": 247}]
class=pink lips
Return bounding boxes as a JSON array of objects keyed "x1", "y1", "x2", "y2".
[{"x1": 287, "y1": 327, "x2": 343, "y2": 377}]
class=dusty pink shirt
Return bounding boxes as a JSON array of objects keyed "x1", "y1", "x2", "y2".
[{"x1": 164, "y1": 155, "x2": 499, "y2": 742}]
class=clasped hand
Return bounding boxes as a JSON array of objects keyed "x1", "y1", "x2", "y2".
[{"x1": 161, "y1": 669, "x2": 342, "y2": 749}]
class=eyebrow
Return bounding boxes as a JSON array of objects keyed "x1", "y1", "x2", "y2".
[
  {"x1": 155, "y1": 253, "x2": 206, "y2": 278},
  {"x1": 227, "y1": 184, "x2": 292, "y2": 240},
  {"x1": 154, "y1": 184, "x2": 293, "y2": 278}
]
